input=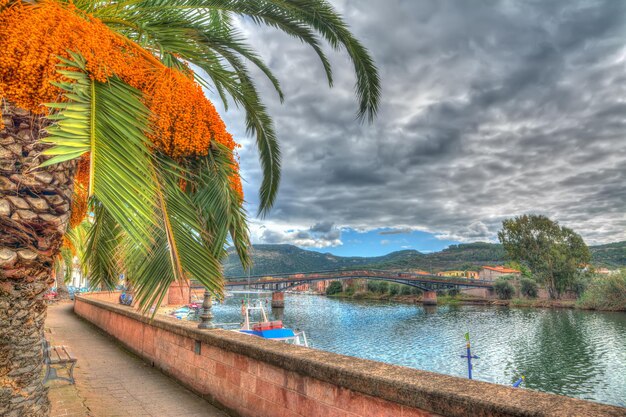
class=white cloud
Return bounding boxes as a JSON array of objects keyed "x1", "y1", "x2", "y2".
[{"x1": 250, "y1": 220, "x2": 343, "y2": 248}]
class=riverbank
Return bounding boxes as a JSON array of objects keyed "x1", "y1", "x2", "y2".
[{"x1": 327, "y1": 291, "x2": 589, "y2": 310}]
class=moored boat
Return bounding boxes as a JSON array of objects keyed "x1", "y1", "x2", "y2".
[{"x1": 237, "y1": 301, "x2": 308, "y2": 346}]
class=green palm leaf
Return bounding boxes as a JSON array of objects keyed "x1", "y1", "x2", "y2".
[
  {"x1": 191, "y1": 142, "x2": 251, "y2": 269},
  {"x1": 64, "y1": 219, "x2": 92, "y2": 278},
  {"x1": 126, "y1": 160, "x2": 226, "y2": 311},
  {"x1": 42, "y1": 53, "x2": 158, "y2": 252},
  {"x1": 35, "y1": 0, "x2": 382, "y2": 310},
  {"x1": 84, "y1": 0, "x2": 380, "y2": 213},
  {"x1": 85, "y1": 202, "x2": 124, "y2": 290}
]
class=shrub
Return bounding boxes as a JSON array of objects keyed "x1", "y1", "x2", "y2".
[
  {"x1": 498, "y1": 274, "x2": 516, "y2": 281},
  {"x1": 367, "y1": 281, "x2": 379, "y2": 293},
  {"x1": 389, "y1": 284, "x2": 400, "y2": 296},
  {"x1": 571, "y1": 274, "x2": 591, "y2": 298},
  {"x1": 411, "y1": 287, "x2": 423, "y2": 296},
  {"x1": 494, "y1": 279, "x2": 515, "y2": 300},
  {"x1": 447, "y1": 288, "x2": 460, "y2": 297},
  {"x1": 378, "y1": 281, "x2": 389, "y2": 294},
  {"x1": 520, "y1": 278, "x2": 538, "y2": 298},
  {"x1": 577, "y1": 273, "x2": 626, "y2": 311},
  {"x1": 401, "y1": 286, "x2": 412, "y2": 295},
  {"x1": 326, "y1": 281, "x2": 343, "y2": 296}
]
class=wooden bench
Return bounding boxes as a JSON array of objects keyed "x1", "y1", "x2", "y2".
[{"x1": 42, "y1": 338, "x2": 77, "y2": 385}]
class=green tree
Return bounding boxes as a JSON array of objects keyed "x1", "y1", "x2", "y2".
[
  {"x1": 498, "y1": 215, "x2": 590, "y2": 299},
  {"x1": 520, "y1": 277, "x2": 538, "y2": 298},
  {"x1": 571, "y1": 272, "x2": 591, "y2": 298},
  {"x1": 494, "y1": 279, "x2": 515, "y2": 300},
  {"x1": 0, "y1": 2, "x2": 380, "y2": 415},
  {"x1": 326, "y1": 281, "x2": 343, "y2": 296},
  {"x1": 505, "y1": 260, "x2": 532, "y2": 277}
]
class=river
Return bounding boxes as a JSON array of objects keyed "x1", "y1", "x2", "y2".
[{"x1": 209, "y1": 291, "x2": 626, "y2": 407}]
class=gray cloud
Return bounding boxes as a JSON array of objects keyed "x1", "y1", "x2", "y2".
[
  {"x1": 310, "y1": 221, "x2": 335, "y2": 234},
  {"x1": 379, "y1": 228, "x2": 413, "y2": 235},
  {"x1": 215, "y1": 0, "x2": 626, "y2": 246},
  {"x1": 258, "y1": 222, "x2": 342, "y2": 248}
]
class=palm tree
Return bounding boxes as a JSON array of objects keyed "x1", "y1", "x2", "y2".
[{"x1": 0, "y1": 0, "x2": 379, "y2": 415}]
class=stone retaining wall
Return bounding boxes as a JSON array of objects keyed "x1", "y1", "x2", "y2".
[{"x1": 74, "y1": 293, "x2": 625, "y2": 417}]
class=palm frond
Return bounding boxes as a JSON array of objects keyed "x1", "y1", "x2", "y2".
[
  {"x1": 42, "y1": 54, "x2": 159, "y2": 252},
  {"x1": 65, "y1": 219, "x2": 92, "y2": 277},
  {"x1": 42, "y1": 54, "x2": 233, "y2": 309},
  {"x1": 85, "y1": 202, "x2": 124, "y2": 290},
  {"x1": 126, "y1": 159, "x2": 226, "y2": 312},
  {"x1": 59, "y1": 246, "x2": 74, "y2": 284},
  {"x1": 192, "y1": 142, "x2": 251, "y2": 269},
  {"x1": 84, "y1": 0, "x2": 381, "y2": 213}
]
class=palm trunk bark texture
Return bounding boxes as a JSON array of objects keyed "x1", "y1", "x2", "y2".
[{"x1": 0, "y1": 102, "x2": 74, "y2": 417}]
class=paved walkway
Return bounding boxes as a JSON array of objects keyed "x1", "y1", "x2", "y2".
[{"x1": 46, "y1": 302, "x2": 228, "y2": 417}]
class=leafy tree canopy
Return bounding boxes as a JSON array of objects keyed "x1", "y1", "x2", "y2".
[
  {"x1": 498, "y1": 214, "x2": 590, "y2": 299},
  {"x1": 325, "y1": 281, "x2": 343, "y2": 296}
]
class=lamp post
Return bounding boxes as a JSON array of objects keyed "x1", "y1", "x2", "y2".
[{"x1": 198, "y1": 290, "x2": 214, "y2": 329}]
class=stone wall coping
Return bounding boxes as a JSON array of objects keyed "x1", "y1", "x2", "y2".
[{"x1": 75, "y1": 294, "x2": 626, "y2": 417}]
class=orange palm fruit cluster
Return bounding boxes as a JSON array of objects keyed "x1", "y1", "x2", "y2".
[
  {"x1": 69, "y1": 155, "x2": 90, "y2": 228},
  {"x1": 0, "y1": 0, "x2": 243, "y2": 220}
]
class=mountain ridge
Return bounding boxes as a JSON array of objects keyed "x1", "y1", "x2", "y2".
[{"x1": 223, "y1": 241, "x2": 626, "y2": 277}]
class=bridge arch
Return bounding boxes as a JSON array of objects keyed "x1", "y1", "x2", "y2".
[
  {"x1": 275, "y1": 276, "x2": 434, "y2": 293},
  {"x1": 223, "y1": 270, "x2": 492, "y2": 294}
]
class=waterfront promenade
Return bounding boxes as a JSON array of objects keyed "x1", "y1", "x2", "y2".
[
  {"x1": 45, "y1": 295, "x2": 626, "y2": 417},
  {"x1": 46, "y1": 303, "x2": 227, "y2": 417}
]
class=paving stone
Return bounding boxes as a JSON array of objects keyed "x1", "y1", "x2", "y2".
[{"x1": 47, "y1": 303, "x2": 229, "y2": 417}]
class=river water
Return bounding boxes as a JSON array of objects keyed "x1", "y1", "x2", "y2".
[{"x1": 209, "y1": 292, "x2": 626, "y2": 407}]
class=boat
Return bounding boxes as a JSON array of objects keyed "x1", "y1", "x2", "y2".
[
  {"x1": 236, "y1": 301, "x2": 308, "y2": 347},
  {"x1": 169, "y1": 303, "x2": 201, "y2": 320}
]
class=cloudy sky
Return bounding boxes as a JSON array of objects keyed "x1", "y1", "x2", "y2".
[{"x1": 209, "y1": 0, "x2": 626, "y2": 256}]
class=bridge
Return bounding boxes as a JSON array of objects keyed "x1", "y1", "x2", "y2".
[{"x1": 216, "y1": 270, "x2": 494, "y2": 307}]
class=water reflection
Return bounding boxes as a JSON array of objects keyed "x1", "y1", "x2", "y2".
[
  {"x1": 271, "y1": 307, "x2": 284, "y2": 321},
  {"x1": 212, "y1": 292, "x2": 626, "y2": 407},
  {"x1": 423, "y1": 304, "x2": 437, "y2": 314}
]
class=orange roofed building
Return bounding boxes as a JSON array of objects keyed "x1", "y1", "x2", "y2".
[{"x1": 479, "y1": 266, "x2": 521, "y2": 281}]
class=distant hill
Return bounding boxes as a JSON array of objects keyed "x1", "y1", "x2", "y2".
[
  {"x1": 223, "y1": 241, "x2": 626, "y2": 277},
  {"x1": 223, "y1": 244, "x2": 422, "y2": 277},
  {"x1": 589, "y1": 241, "x2": 626, "y2": 268}
]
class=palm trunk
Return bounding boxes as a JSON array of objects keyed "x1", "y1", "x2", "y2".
[
  {"x1": 0, "y1": 102, "x2": 75, "y2": 416},
  {"x1": 56, "y1": 280, "x2": 70, "y2": 300},
  {"x1": 53, "y1": 261, "x2": 70, "y2": 300}
]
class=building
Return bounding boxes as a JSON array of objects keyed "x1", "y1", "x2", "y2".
[
  {"x1": 437, "y1": 270, "x2": 465, "y2": 277},
  {"x1": 478, "y1": 266, "x2": 521, "y2": 281},
  {"x1": 437, "y1": 270, "x2": 479, "y2": 279},
  {"x1": 466, "y1": 271, "x2": 479, "y2": 279}
]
